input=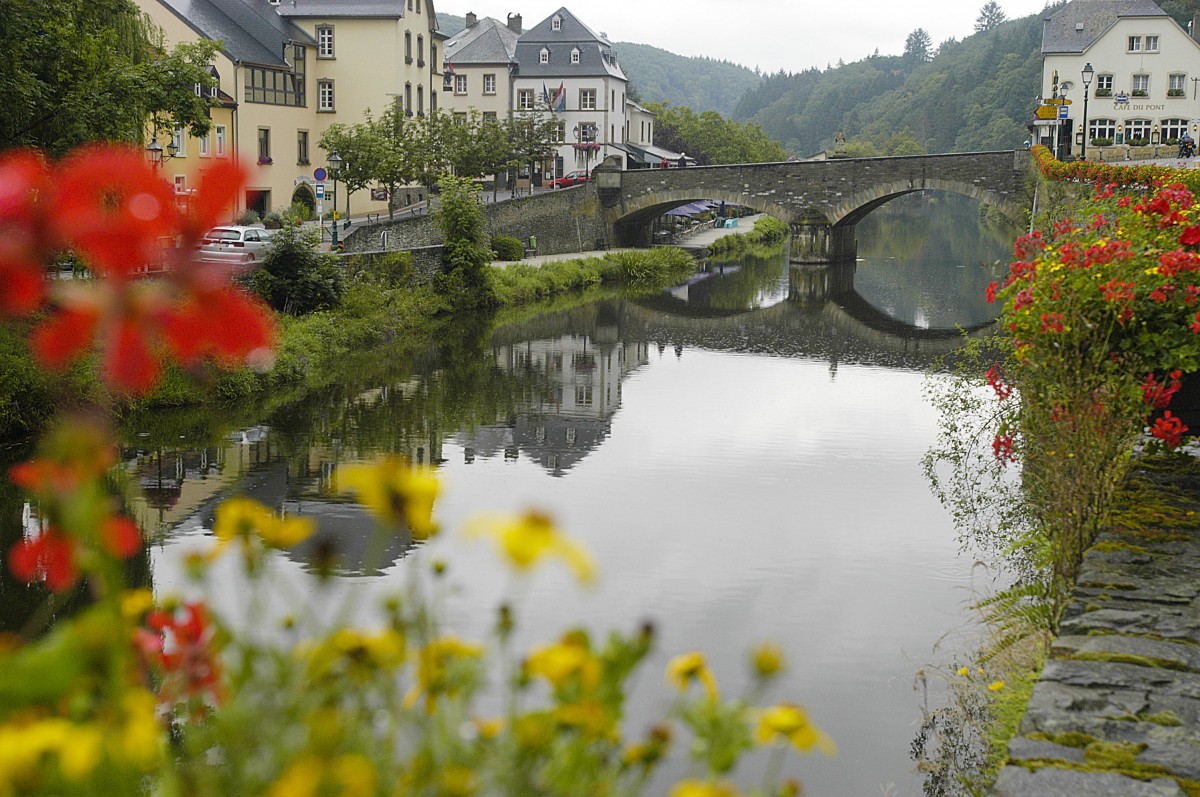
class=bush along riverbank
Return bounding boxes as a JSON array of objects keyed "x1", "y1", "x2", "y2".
[
  {"x1": 705, "y1": 216, "x2": 789, "y2": 258},
  {"x1": 918, "y1": 148, "x2": 1200, "y2": 793}
]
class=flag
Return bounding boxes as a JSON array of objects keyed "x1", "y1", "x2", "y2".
[
  {"x1": 445, "y1": 61, "x2": 455, "y2": 74},
  {"x1": 542, "y1": 82, "x2": 551, "y2": 106},
  {"x1": 551, "y1": 82, "x2": 566, "y2": 113}
]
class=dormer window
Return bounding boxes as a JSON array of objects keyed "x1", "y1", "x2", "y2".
[
  {"x1": 571, "y1": 47, "x2": 580, "y2": 64},
  {"x1": 552, "y1": 15, "x2": 562, "y2": 31},
  {"x1": 539, "y1": 48, "x2": 549, "y2": 64}
]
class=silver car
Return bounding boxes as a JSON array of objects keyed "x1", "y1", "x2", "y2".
[{"x1": 198, "y1": 226, "x2": 277, "y2": 262}]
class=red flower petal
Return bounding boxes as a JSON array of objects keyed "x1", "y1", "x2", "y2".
[
  {"x1": 101, "y1": 516, "x2": 142, "y2": 559},
  {"x1": 102, "y1": 318, "x2": 161, "y2": 395},
  {"x1": 31, "y1": 306, "x2": 100, "y2": 370},
  {"x1": 9, "y1": 537, "x2": 41, "y2": 583},
  {"x1": 186, "y1": 161, "x2": 246, "y2": 240}
]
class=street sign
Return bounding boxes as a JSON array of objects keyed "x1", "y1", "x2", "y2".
[
  {"x1": 315, "y1": 182, "x2": 326, "y2": 199},
  {"x1": 314, "y1": 167, "x2": 328, "y2": 181},
  {"x1": 317, "y1": 200, "x2": 324, "y2": 215},
  {"x1": 1058, "y1": 105, "x2": 1069, "y2": 119}
]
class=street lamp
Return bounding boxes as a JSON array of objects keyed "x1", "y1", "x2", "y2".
[
  {"x1": 145, "y1": 134, "x2": 180, "y2": 172},
  {"x1": 1080, "y1": 62, "x2": 1094, "y2": 161},
  {"x1": 327, "y1": 150, "x2": 343, "y2": 250}
]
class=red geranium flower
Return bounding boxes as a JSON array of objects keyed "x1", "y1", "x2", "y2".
[
  {"x1": 1151, "y1": 411, "x2": 1188, "y2": 449},
  {"x1": 0, "y1": 150, "x2": 51, "y2": 315},
  {"x1": 9, "y1": 529, "x2": 79, "y2": 592}
]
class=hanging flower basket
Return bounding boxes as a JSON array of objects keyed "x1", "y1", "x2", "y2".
[{"x1": 572, "y1": 142, "x2": 601, "y2": 152}]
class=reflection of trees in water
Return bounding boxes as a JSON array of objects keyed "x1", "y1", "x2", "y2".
[
  {"x1": 685, "y1": 248, "x2": 790, "y2": 312},
  {"x1": 854, "y1": 191, "x2": 1017, "y2": 328}
]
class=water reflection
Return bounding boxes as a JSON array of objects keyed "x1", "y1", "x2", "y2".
[{"x1": 854, "y1": 191, "x2": 1016, "y2": 328}]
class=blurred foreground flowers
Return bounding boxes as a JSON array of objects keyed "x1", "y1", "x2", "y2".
[{"x1": 1, "y1": 145, "x2": 830, "y2": 796}]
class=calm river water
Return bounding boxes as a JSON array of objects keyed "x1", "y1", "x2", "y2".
[{"x1": 3, "y1": 191, "x2": 1018, "y2": 797}]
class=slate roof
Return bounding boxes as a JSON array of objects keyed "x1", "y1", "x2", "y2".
[
  {"x1": 444, "y1": 16, "x2": 518, "y2": 66},
  {"x1": 274, "y1": 0, "x2": 405, "y2": 19},
  {"x1": 154, "y1": 0, "x2": 313, "y2": 67},
  {"x1": 513, "y1": 6, "x2": 626, "y2": 81},
  {"x1": 1042, "y1": 0, "x2": 1169, "y2": 54}
]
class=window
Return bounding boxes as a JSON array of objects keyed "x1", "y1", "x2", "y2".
[
  {"x1": 1170, "y1": 73, "x2": 1186, "y2": 96},
  {"x1": 199, "y1": 131, "x2": 210, "y2": 157},
  {"x1": 1128, "y1": 35, "x2": 1142, "y2": 51},
  {"x1": 552, "y1": 15, "x2": 561, "y2": 30},
  {"x1": 539, "y1": 48, "x2": 549, "y2": 64},
  {"x1": 430, "y1": 91, "x2": 437, "y2": 114},
  {"x1": 571, "y1": 48, "x2": 580, "y2": 64},
  {"x1": 172, "y1": 125, "x2": 186, "y2": 157},
  {"x1": 454, "y1": 74, "x2": 467, "y2": 95},
  {"x1": 483, "y1": 73, "x2": 496, "y2": 94},
  {"x1": 518, "y1": 89, "x2": 535, "y2": 110},
  {"x1": 1146, "y1": 35, "x2": 1159, "y2": 51},
  {"x1": 453, "y1": 112, "x2": 467, "y2": 124},
  {"x1": 416, "y1": 0, "x2": 421, "y2": 11},
  {"x1": 245, "y1": 46, "x2": 306, "y2": 106},
  {"x1": 417, "y1": 85, "x2": 424, "y2": 115},
  {"x1": 405, "y1": 32, "x2": 412, "y2": 63},
  {"x1": 483, "y1": 111, "x2": 497, "y2": 123},
  {"x1": 553, "y1": 120, "x2": 565, "y2": 142},
  {"x1": 1089, "y1": 117, "x2": 1116, "y2": 142},
  {"x1": 431, "y1": 44, "x2": 437, "y2": 70},
  {"x1": 580, "y1": 88, "x2": 596, "y2": 110},
  {"x1": 1133, "y1": 73, "x2": 1149, "y2": 96},
  {"x1": 417, "y1": 35, "x2": 424, "y2": 67},
  {"x1": 1096, "y1": 73, "x2": 1114, "y2": 95},
  {"x1": 317, "y1": 25, "x2": 334, "y2": 58},
  {"x1": 1126, "y1": 117, "x2": 1152, "y2": 142},
  {"x1": 174, "y1": 174, "x2": 187, "y2": 195},
  {"x1": 405, "y1": 82, "x2": 412, "y2": 114},
  {"x1": 297, "y1": 130, "x2": 309, "y2": 164},
  {"x1": 1162, "y1": 118, "x2": 1189, "y2": 141},
  {"x1": 579, "y1": 122, "x2": 597, "y2": 142},
  {"x1": 257, "y1": 128, "x2": 271, "y2": 163},
  {"x1": 215, "y1": 125, "x2": 227, "y2": 156},
  {"x1": 318, "y1": 79, "x2": 334, "y2": 111}
]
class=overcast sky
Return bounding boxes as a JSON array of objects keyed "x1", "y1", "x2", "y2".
[{"x1": 444, "y1": 1, "x2": 1054, "y2": 74}]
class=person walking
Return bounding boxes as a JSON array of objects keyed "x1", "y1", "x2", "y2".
[{"x1": 677, "y1": 154, "x2": 687, "y2": 168}]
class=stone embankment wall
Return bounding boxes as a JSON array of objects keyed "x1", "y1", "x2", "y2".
[
  {"x1": 340, "y1": 187, "x2": 610, "y2": 257},
  {"x1": 991, "y1": 465, "x2": 1200, "y2": 797}
]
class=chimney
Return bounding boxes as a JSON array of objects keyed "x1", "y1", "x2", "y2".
[
  {"x1": 507, "y1": 13, "x2": 522, "y2": 33},
  {"x1": 465, "y1": 12, "x2": 477, "y2": 27}
]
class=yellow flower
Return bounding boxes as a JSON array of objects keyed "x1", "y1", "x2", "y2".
[
  {"x1": 468, "y1": 510, "x2": 595, "y2": 584},
  {"x1": 304, "y1": 627, "x2": 406, "y2": 681},
  {"x1": 338, "y1": 458, "x2": 440, "y2": 538},
  {"x1": 751, "y1": 642, "x2": 785, "y2": 678},
  {"x1": 553, "y1": 699, "x2": 615, "y2": 739},
  {"x1": 957, "y1": 666, "x2": 970, "y2": 677},
  {"x1": 120, "y1": 588, "x2": 155, "y2": 622},
  {"x1": 524, "y1": 634, "x2": 600, "y2": 690},
  {"x1": 213, "y1": 497, "x2": 314, "y2": 551},
  {"x1": 403, "y1": 635, "x2": 484, "y2": 711},
  {"x1": 666, "y1": 651, "x2": 718, "y2": 699},
  {"x1": 473, "y1": 717, "x2": 505, "y2": 740},
  {"x1": 438, "y1": 765, "x2": 479, "y2": 797},
  {"x1": 669, "y1": 778, "x2": 743, "y2": 797},
  {"x1": 116, "y1": 689, "x2": 165, "y2": 770},
  {"x1": 988, "y1": 680, "x2": 1006, "y2": 692},
  {"x1": 755, "y1": 703, "x2": 836, "y2": 756}
]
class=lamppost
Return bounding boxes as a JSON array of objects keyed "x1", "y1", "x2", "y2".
[
  {"x1": 327, "y1": 151, "x2": 343, "y2": 251},
  {"x1": 145, "y1": 133, "x2": 179, "y2": 173},
  {"x1": 1080, "y1": 62, "x2": 1094, "y2": 161}
]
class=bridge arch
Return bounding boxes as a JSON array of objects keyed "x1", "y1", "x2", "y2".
[{"x1": 829, "y1": 177, "x2": 1027, "y2": 227}]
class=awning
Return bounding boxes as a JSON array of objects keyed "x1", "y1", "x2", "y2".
[
  {"x1": 607, "y1": 142, "x2": 653, "y2": 165},
  {"x1": 665, "y1": 201, "x2": 717, "y2": 217},
  {"x1": 626, "y1": 142, "x2": 695, "y2": 165}
]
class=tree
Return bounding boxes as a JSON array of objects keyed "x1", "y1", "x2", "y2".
[
  {"x1": 904, "y1": 28, "x2": 933, "y2": 69},
  {"x1": 317, "y1": 123, "x2": 377, "y2": 221},
  {"x1": 0, "y1": 0, "x2": 218, "y2": 155},
  {"x1": 506, "y1": 113, "x2": 560, "y2": 192},
  {"x1": 242, "y1": 224, "x2": 342, "y2": 315},
  {"x1": 975, "y1": 1, "x2": 1007, "y2": 32},
  {"x1": 432, "y1": 174, "x2": 495, "y2": 309},
  {"x1": 648, "y1": 103, "x2": 788, "y2": 165},
  {"x1": 365, "y1": 103, "x2": 415, "y2": 220}
]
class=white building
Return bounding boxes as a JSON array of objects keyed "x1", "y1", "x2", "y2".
[
  {"x1": 1039, "y1": 0, "x2": 1200, "y2": 158},
  {"x1": 442, "y1": 13, "x2": 521, "y2": 122}
]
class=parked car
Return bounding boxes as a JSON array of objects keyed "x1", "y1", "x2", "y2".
[
  {"x1": 547, "y1": 169, "x2": 592, "y2": 189},
  {"x1": 198, "y1": 226, "x2": 277, "y2": 262}
]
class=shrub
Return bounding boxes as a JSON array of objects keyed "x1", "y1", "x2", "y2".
[
  {"x1": 433, "y1": 174, "x2": 495, "y2": 308},
  {"x1": 261, "y1": 211, "x2": 284, "y2": 229},
  {"x1": 491, "y1": 234, "x2": 525, "y2": 261},
  {"x1": 244, "y1": 223, "x2": 343, "y2": 315},
  {"x1": 236, "y1": 209, "x2": 261, "y2": 226}
]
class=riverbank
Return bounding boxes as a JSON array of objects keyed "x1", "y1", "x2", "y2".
[{"x1": 991, "y1": 455, "x2": 1200, "y2": 796}]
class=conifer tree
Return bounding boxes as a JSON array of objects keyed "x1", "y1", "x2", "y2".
[{"x1": 975, "y1": 1, "x2": 1007, "y2": 32}]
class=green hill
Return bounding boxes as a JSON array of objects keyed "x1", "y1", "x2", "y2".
[{"x1": 435, "y1": 13, "x2": 760, "y2": 116}]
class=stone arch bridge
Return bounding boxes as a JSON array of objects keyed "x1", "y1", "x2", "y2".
[
  {"x1": 595, "y1": 150, "x2": 1031, "y2": 263},
  {"x1": 344, "y1": 150, "x2": 1032, "y2": 267}
]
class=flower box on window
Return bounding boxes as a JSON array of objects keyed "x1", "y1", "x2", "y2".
[
  {"x1": 1132, "y1": 89, "x2": 1148, "y2": 97},
  {"x1": 1168, "y1": 88, "x2": 1185, "y2": 97},
  {"x1": 257, "y1": 156, "x2": 273, "y2": 165},
  {"x1": 1094, "y1": 88, "x2": 1112, "y2": 97}
]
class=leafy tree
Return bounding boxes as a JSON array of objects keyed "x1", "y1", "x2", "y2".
[
  {"x1": 364, "y1": 103, "x2": 415, "y2": 220},
  {"x1": 243, "y1": 224, "x2": 343, "y2": 315},
  {"x1": 904, "y1": 28, "x2": 934, "y2": 69},
  {"x1": 317, "y1": 123, "x2": 377, "y2": 220},
  {"x1": 647, "y1": 103, "x2": 787, "y2": 165},
  {"x1": 432, "y1": 174, "x2": 495, "y2": 309},
  {"x1": 975, "y1": 1, "x2": 1007, "y2": 32},
  {"x1": 0, "y1": 0, "x2": 218, "y2": 155},
  {"x1": 506, "y1": 113, "x2": 560, "y2": 188}
]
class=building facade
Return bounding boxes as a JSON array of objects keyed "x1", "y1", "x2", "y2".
[
  {"x1": 137, "y1": 0, "x2": 442, "y2": 218},
  {"x1": 1039, "y1": 0, "x2": 1200, "y2": 158},
  {"x1": 441, "y1": 13, "x2": 521, "y2": 122}
]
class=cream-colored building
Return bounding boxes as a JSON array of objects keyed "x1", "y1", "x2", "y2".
[
  {"x1": 442, "y1": 13, "x2": 521, "y2": 122},
  {"x1": 137, "y1": 0, "x2": 442, "y2": 218},
  {"x1": 1039, "y1": 0, "x2": 1200, "y2": 158}
]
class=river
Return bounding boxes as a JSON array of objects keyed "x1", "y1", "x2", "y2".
[{"x1": 2, "y1": 190, "x2": 1018, "y2": 797}]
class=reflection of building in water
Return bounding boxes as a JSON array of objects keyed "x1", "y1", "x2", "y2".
[{"x1": 458, "y1": 334, "x2": 650, "y2": 476}]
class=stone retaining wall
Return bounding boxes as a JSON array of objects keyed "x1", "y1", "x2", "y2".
[{"x1": 990, "y1": 464, "x2": 1200, "y2": 797}]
